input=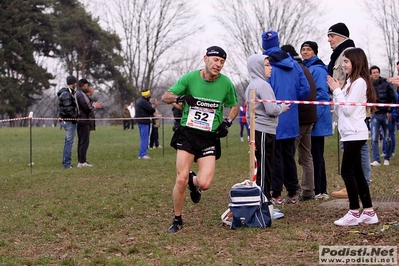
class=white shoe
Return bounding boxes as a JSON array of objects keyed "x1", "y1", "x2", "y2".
[
  {"x1": 77, "y1": 162, "x2": 93, "y2": 167},
  {"x1": 240, "y1": 137, "x2": 244, "y2": 142},
  {"x1": 392, "y1": 153, "x2": 395, "y2": 157},
  {"x1": 380, "y1": 153, "x2": 385, "y2": 157},
  {"x1": 320, "y1": 193, "x2": 329, "y2": 200},
  {"x1": 370, "y1": 161, "x2": 380, "y2": 167},
  {"x1": 138, "y1": 155, "x2": 150, "y2": 159},
  {"x1": 334, "y1": 211, "x2": 361, "y2": 226},
  {"x1": 383, "y1": 160, "x2": 389, "y2": 166},
  {"x1": 360, "y1": 211, "x2": 379, "y2": 224},
  {"x1": 272, "y1": 209, "x2": 284, "y2": 219},
  {"x1": 315, "y1": 193, "x2": 329, "y2": 200}
]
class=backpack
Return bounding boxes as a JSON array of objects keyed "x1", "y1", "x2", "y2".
[{"x1": 222, "y1": 180, "x2": 271, "y2": 229}]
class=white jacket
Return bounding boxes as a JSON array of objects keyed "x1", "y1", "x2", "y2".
[{"x1": 333, "y1": 77, "x2": 369, "y2": 141}]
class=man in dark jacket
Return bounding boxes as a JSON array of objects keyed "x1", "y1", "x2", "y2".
[
  {"x1": 281, "y1": 44, "x2": 317, "y2": 201},
  {"x1": 370, "y1": 65, "x2": 396, "y2": 166},
  {"x1": 135, "y1": 89, "x2": 155, "y2": 159},
  {"x1": 76, "y1": 79, "x2": 103, "y2": 167},
  {"x1": 57, "y1": 75, "x2": 78, "y2": 169},
  {"x1": 301, "y1": 41, "x2": 333, "y2": 200},
  {"x1": 261, "y1": 31, "x2": 310, "y2": 205}
]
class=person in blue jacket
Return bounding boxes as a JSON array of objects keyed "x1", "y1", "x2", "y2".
[
  {"x1": 261, "y1": 30, "x2": 310, "y2": 204},
  {"x1": 301, "y1": 41, "x2": 333, "y2": 200}
]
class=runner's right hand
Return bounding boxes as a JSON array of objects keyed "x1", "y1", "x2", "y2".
[{"x1": 176, "y1": 95, "x2": 197, "y2": 106}]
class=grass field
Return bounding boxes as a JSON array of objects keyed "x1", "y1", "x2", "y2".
[{"x1": 0, "y1": 124, "x2": 398, "y2": 265}]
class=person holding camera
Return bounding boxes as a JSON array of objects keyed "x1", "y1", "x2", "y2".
[
  {"x1": 161, "y1": 46, "x2": 238, "y2": 233},
  {"x1": 75, "y1": 79, "x2": 103, "y2": 167}
]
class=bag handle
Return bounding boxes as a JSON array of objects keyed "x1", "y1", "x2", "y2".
[{"x1": 231, "y1": 179, "x2": 258, "y2": 189}]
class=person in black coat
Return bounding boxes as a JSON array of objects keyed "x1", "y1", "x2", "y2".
[
  {"x1": 75, "y1": 79, "x2": 103, "y2": 167},
  {"x1": 369, "y1": 65, "x2": 396, "y2": 166},
  {"x1": 135, "y1": 89, "x2": 155, "y2": 159}
]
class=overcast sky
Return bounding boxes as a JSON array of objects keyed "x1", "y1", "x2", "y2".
[
  {"x1": 196, "y1": 0, "x2": 389, "y2": 73},
  {"x1": 80, "y1": 0, "x2": 390, "y2": 76}
]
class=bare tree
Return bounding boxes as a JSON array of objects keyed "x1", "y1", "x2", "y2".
[
  {"x1": 99, "y1": 0, "x2": 202, "y2": 95},
  {"x1": 361, "y1": 0, "x2": 399, "y2": 76},
  {"x1": 214, "y1": 0, "x2": 326, "y2": 101}
]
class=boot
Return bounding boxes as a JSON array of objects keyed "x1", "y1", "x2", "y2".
[{"x1": 331, "y1": 187, "x2": 348, "y2": 198}]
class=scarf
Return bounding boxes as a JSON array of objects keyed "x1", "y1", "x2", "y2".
[{"x1": 328, "y1": 39, "x2": 355, "y2": 75}]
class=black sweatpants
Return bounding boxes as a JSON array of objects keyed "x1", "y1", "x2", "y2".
[{"x1": 255, "y1": 131, "x2": 275, "y2": 201}]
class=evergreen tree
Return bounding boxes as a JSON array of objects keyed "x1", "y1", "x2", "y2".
[{"x1": 0, "y1": 0, "x2": 55, "y2": 123}]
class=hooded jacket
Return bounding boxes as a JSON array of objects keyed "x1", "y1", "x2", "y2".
[
  {"x1": 303, "y1": 56, "x2": 333, "y2": 137},
  {"x1": 245, "y1": 54, "x2": 285, "y2": 134},
  {"x1": 263, "y1": 47, "x2": 311, "y2": 139}
]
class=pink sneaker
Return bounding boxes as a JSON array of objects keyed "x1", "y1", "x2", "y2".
[
  {"x1": 360, "y1": 211, "x2": 379, "y2": 224},
  {"x1": 334, "y1": 211, "x2": 361, "y2": 226}
]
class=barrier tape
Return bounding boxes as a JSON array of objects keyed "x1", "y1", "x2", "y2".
[
  {"x1": 250, "y1": 99, "x2": 399, "y2": 108},
  {"x1": 0, "y1": 116, "x2": 177, "y2": 124},
  {"x1": 2, "y1": 99, "x2": 398, "y2": 123}
]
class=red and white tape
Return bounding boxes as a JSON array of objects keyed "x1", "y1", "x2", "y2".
[{"x1": 250, "y1": 99, "x2": 399, "y2": 108}]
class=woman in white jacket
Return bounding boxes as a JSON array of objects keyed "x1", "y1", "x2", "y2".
[{"x1": 327, "y1": 48, "x2": 378, "y2": 226}]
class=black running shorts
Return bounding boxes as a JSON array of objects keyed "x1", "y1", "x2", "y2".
[{"x1": 170, "y1": 126, "x2": 221, "y2": 161}]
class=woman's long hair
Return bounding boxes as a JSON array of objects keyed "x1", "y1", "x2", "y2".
[{"x1": 342, "y1": 48, "x2": 376, "y2": 113}]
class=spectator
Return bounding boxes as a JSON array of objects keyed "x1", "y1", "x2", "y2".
[
  {"x1": 172, "y1": 103, "x2": 183, "y2": 132},
  {"x1": 57, "y1": 75, "x2": 78, "y2": 169},
  {"x1": 128, "y1": 102, "x2": 136, "y2": 129},
  {"x1": 301, "y1": 41, "x2": 333, "y2": 200},
  {"x1": 149, "y1": 98, "x2": 162, "y2": 149},
  {"x1": 136, "y1": 89, "x2": 155, "y2": 159},
  {"x1": 327, "y1": 22, "x2": 372, "y2": 197},
  {"x1": 383, "y1": 90, "x2": 398, "y2": 157},
  {"x1": 281, "y1": 44, "x2": 317, "y2": 202},
  {"x1": 369, "y1": 65, "x2": 396, "y2": 166},
  {"x1": 123, "y1": 104, "x2": 131, "y2": 130},
  {"x1": 76, "y1": 79, "x2": 103, "y2": 167},
  {"x1": 239, "y1": 103, "x2": 250, "y2": 142},
  {"x1": 245, "y1": 54, "x2": 289, "y2": 218},
  {"x1": 86, "y1": 83, "x2": 96, "y2": 131},
  {"x1": 327, "y1": 48, "x2": 378, "y2": 226},
  {"x1": 261, "y1": 30, "x2": 310, "y2": 205}
]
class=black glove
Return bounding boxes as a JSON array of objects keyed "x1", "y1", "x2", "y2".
[
  {"x1": 215, "y1": 118, "x2": 232, "y2": 138},
  {"x1": 176, "y1": 94, "x2": 197, "y2": 106}
]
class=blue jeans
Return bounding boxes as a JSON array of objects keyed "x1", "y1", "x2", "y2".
[
  {"x1": 371, "y1": 114, "x2": 391, "y2": 162},
  {"x1": 361, "y1": 143, "x2": 371, "y2": 186},
  {"x1": 138, "y1": 123, "x2": 150, "y2": 158},
  {"x1": 62, "y1": 121, "x2": 77, "y2": 168},
  {"x1": 383, "y1": 116, "x2": 396, "y2": 154}
]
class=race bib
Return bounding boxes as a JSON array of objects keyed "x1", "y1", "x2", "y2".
[{"x1": 186, "y1": 106, "x2": 215, "y2": 131}]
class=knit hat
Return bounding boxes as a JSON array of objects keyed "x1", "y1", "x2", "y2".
[
  {"x1": 327, "y1": 23, "x2": 349, "y2": 38},
  {"x1": 300, "y1": 41, "x2": 318, "y2": 55},
  {"x1": 66, "y1": 75, "x2": 77, "y2": 85},
  {"x1": 78, "y1": 78, "x2": 89, "y2": 86},
  {"x1": 206, "y1": 46, "x2": 227, "y2": 60},
  {"x1": 262, "y1": 31, "x2": 280, "y2": 51}
]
